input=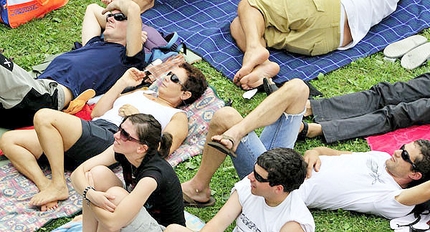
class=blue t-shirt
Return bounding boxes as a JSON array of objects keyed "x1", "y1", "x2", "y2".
[{"x1": 38, "y1": 36, "x2": 146, "y2": 98}]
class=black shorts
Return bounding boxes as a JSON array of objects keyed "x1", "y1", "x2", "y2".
[{"x1": 64, "y1": 119, "x2": 118, "y2": 167}]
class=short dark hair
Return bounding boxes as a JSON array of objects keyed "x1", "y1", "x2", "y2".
[
  {"x1": 122, "y1": 113, "x2": 172, "y2": 158},
  {"x1": 179, "y1": 62, "x2": 208, "y2": 105},
  {"x1": 256, "y1": 147, "x2": 307, "y2": 193},
  {"x1": 412, "y1": 140, "x2": 430, "y2": 180}
]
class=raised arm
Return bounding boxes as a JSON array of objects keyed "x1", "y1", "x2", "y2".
[
  {"x1": 91, "y1": 68, "x2": 145, "y2": 118},
  {"x1": 395, "y1": 180, "x2": 430, "y2": 206},
  {"x1": 81, "y1": 4, "x2": 106, "y2": 45},
  {"x1": 102, "y1": 0, "x2": 154, "y2": 13},
  {"x1": 102, "y1": 0, "x2": 143, "y2": 57},
  {"x1": 163, "y1": 112, "x2": 189, "y2": 155},
  {"x1": 304, "y1": 146, "x2": 352, "y2": 178}
]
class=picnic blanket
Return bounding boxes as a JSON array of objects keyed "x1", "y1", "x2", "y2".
[
  {"x1": 0, "y1": 162, "x2": 82, "y2": 231},
  {"x1": 366, "y1": 124, "x2": 430, "y2": 155},
  {"x1": 141, "y1": 0, "x2": 430, "y2": 84}
]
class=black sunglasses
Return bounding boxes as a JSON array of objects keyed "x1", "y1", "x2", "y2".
[
  {"x1": 400, "y1": 144, "x2": 419, "y2": 171},
  {"x1": 117, "y1": 127, "x2": 139, "y2": 143},
  {"x1": 106, "y1": 12, "x2": 127, "y2": 22},
  {"x1": 253, "y1": 168, "x2": 270, "y2": 183},
  {"x1": 167, "y1": 71, "x2": 186, "y2": 89}
]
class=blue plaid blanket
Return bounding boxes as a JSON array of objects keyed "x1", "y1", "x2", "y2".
[{"x1": 142, "y1": 0, "x2": 430, "y2": 84}]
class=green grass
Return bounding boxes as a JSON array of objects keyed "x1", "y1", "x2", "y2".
[{"x1": 1, "y1": 1, "x2": 430, "y2": 231}]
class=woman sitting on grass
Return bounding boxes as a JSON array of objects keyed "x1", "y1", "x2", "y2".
[
  {"x1": 71, "y1": 113, "x2": 185, "y2": 231},
  {"x1": 0, "y1": 62, "x2": 207, "y2": 211}
]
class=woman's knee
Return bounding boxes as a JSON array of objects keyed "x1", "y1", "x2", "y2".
[{"x1": 33, "y1": 108, "x2": 58, "y2": 128}]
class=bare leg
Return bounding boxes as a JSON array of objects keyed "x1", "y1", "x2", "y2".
[
  {"x1": 182, "y1": 107, "x2": 243, "y2": 203},
  {"x1": 82, "y1": 166, "x2": 123, "y2": 231},
  {"x1": 299, "y1": 122, "x2": 323, "y2": 138},
  {"x1": 237, "y1": 60, "x2": 280, "y2": 90},
  {"x1": 213, "y1": 78, "x2": 309, "y2": 149},
  {"x1": 304, "y1": 100, "x2": 312, "y2": 117},
  {"x1": 230, "y1": 0, "x2": 271, "y2": 84},
  {"x1": 29, "y1": 109, "x2": 84, "y2": 208},
  {"x1": 182, "y1": 79, "x2": 309, "y2": 202}
]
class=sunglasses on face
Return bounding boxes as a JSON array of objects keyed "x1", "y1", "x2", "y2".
[
  {"x1": 400, "y1": 144, "x2": 419, "y2": 171},
  {"x1": 253, "y1": 168, "x2": 270, "y2": 183},
  {"x1": 106, "y1": 12, "x2": 127, "y2": 22},
  {"x1": 166, "y1": 71, "x2": 186, "y2": 89},
  {"x1": 117, "y1": 127, "x2": 139, "y2": 143}
]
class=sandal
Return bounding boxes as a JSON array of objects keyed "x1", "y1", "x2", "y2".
[
  {"x1": 297, "y1": 121, "x2": 308, "y2": 141},
  {"x1": 263, "y1": 77, "x2": 278, "y2": 96},
  {"x1": 183, "y1": 192, "x2": 215, "y2": 208},
  {"x1": 207, "y1": 135, "x2": 237, "y2": 157}
]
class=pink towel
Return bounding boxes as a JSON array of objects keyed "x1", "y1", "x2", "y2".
[{"x1": 366, "y1": 124, "x2": 430, "y2": 155}]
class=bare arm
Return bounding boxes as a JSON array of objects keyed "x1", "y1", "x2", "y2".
[
  {"x1": 91, "y1": 68, "x2": 145, "y2": 118},
  {"x1": 163, "y1": 112, "x2": 188, "y2": 155},
  {"x1": 280, "y1": 221, "x2": 305, "y2": 232},
  {"x1": 102, "y1": 0, "x2": 143, "y2": 57},
  {"x1": 304, "y1": 146, "x2": 352, "y2": 178},
  {"x1": 395, "y1": 181, "x2": 430, "y2": 206},
  {"x1": 81, "y1": 4, "x2": 106, "y2": 45},
  {"x1": 90, "y1": 177, "x2": 157, "y2": 230},
  {"x1": 200, "y1": 191, "x2": 242, "y2": 232},
  {"x1": 102, "y1": 0, "x2": 154, "y2": 13}
]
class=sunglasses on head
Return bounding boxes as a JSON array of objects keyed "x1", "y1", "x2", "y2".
[
  {"x1": 106, "y1": 12, "x2": 127, "y2": 22},
  {"x1": 400, "y1": 144, "x2": 419, "y2": 171},
  {"x1": 118, "y1": 127, "x2": 139, "y2": 143},
  {"x1": 166, "y1": 71, "x2": 186, "y2": 89},
  {"x1": 253, "y1": 168, "x2": 270, "y2": 183}
]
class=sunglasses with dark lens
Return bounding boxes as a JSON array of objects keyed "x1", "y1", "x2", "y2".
[
  {"x1": 253, "y1": 168, "x2": 270, "y2": 183},
  {"x1": 118, "y1": 127, "x2": 140, "y2": 143},
  {"x1": 106, "y1": 13, "x2": 127, "y2": 22},
  {"x1": 167, "y1": 71, "x2": 186, "y2": 89},
  {"x1": 400, "y1": 144, "x2": 419, "y2": 171}
]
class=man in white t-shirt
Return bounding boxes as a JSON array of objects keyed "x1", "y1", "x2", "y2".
[
  {"x1": 300, "y1": 140, "x2": 430, "y2": 219},
  {"x1": 165, "y1": 148, "x2": 315, "y2": 232}
]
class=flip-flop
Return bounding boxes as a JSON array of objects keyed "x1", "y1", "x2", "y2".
[
  {"x1": 263, "y1": 77, "x2": 278, "y2": 96},
  {"x1": 207, "y1": 135, "x2": 237, "y2": 157},
  {"x1": 383, "y1": 35, "x2": 428, "y2": 58},
  {"x1": 183, "y1": 192, "x2": 215, "y2": 208},
  {"x1": 297, "y1": 121, "x2": 308, "y2": 141},
  {"x1": 63, "y1": 89, "x2": 96, "y2": 114},
  {"x1": 401, "y1": 42, "x2": 430, "y2": 70}
]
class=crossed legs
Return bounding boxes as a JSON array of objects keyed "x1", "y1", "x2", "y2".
[
  {"x1": 230, "y1": 0, "x2": 280, "y2": 90},
  {"x1": 0, "y1": 109, "x2": 83, "y2": 211},
  {"x1": 182, "y1": 78, "x2": 309, "y2": 202}
]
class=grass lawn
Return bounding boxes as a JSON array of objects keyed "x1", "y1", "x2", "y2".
[{"x1": 1, "y1": 0, "x2": 430, "y2": 231}]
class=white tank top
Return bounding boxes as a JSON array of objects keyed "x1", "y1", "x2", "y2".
[{"x1": 93, "y1": 90, "x2": 183, "y2": 131}]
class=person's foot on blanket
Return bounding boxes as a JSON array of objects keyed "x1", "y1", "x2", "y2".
[
  {"x1": 234, "y1": 47, "x2": 270, "y2": 85},
  {"x1": 237, "y1": 60, "x2": 280, "y2": 90},
  {"x1": 30, "y1": 182, "x2": 69, "y2": 211},
  {"x1": 181, "y1": 181, "x2": 212, "y2": 204},
  {"x1": 40, "y1": 201, "x2": 59, "y2": 212}
]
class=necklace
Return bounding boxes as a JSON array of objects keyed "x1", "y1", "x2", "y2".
[{"x1": 131, "y1": 163, "x2": 136, "y2": 179}]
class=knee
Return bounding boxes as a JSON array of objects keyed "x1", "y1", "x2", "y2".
[
  {"x1": 0, "y1": 130, "x2": 15, "y2": 153},
  {"x1": 33, "y1": 108, "x2": 57, "y2": 128},
  {"x1": 210, "y1": 107, "x2": 242, "y2": 131},
  {"x1": 282, "y1": 78, "x2": 309, "y2": 100}
]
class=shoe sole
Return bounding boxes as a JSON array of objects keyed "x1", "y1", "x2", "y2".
[
  {"x1": 383, "y1": 35, "x2": 428, "y2": 58},
  {"x1": 401, "y1": 42, "x2": 430, "y2": 70}
]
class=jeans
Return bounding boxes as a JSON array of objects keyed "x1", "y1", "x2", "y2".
[
  {"x1": 231, "y1": 109, "x2": 304, "y2": 179},
  {"x1": 310, "y1": 73, "x2": 430, "y2": 143}
]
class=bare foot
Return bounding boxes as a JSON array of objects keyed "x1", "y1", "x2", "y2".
[
  {"x1": 304, "y1": 100, "x2": 312, "y2": 117},
  {"x1": 181, "y1": 181, "x2": 211, "y2": 203},
  {"x1": 238, "y1": 60, "x2": 280, "y2": 90},
  {"x1": 40, "y1": 201, "x2": 59, "y2": 212},
  {"x1": 234, "y1": 47, "x2": 270, "y2": 84},
  {"x1": 30, "y1": 183, "x2": 69, "y2": 208}
]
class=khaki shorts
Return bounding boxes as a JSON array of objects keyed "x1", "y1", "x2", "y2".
[{"x1": 248, "y1": 0, "x2": 341, "y2": 56}]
